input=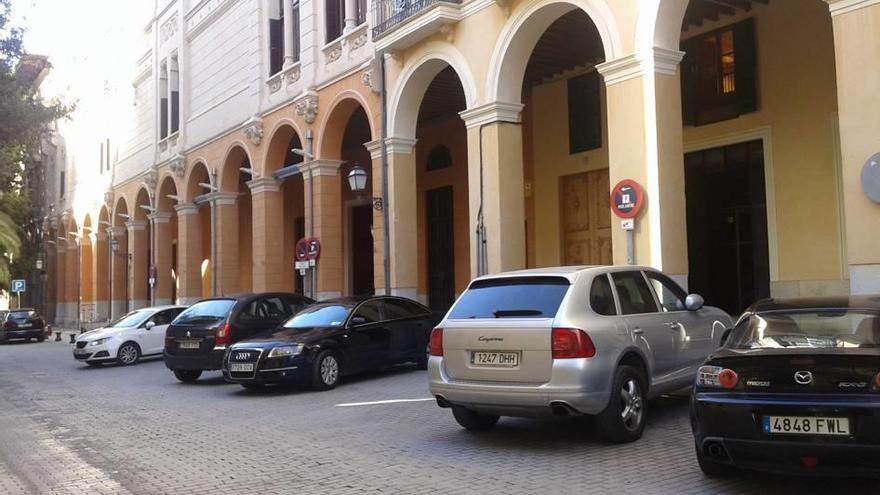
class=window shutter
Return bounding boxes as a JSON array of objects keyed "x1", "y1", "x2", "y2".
[
  {"x1": 734, "y1": 18, "x2": 757, "y2": 115},
  {"x1": 326, "y1": 0, "x2": 342, "y2": 42},
  {"x1": 567, "y1": 72, "x2": 602, "y2": 154},
  {"x1": 269, "y1": 18, "x2": 283, "y2": 75},
  {"x1": 680, "y1": 38, "x2": 697, "y2": 126}
]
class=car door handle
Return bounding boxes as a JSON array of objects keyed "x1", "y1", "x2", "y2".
[
  {"x1": 633, "y1": 328, "x2": 644, "y2": 335},
  {"x1": 666, "y1": 322, "x2": 681, "y2": 328}
]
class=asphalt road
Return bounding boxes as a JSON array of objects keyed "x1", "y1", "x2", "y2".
[{"x1": 0, "y1": 340, "x2": 877, "y2": 494}]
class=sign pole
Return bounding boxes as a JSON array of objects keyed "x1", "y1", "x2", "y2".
[{"x1": 17, "y1": 291, "x2": 21, "y2": 309}]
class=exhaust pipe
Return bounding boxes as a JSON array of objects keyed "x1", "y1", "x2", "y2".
[
  {"x1": 550, "y1": 402, "x2": 581, "y2": 416},
  {"x1": 704, "y1": 441, "x2": 728, "y2": 459},
  {"x1": 435, "y1": 396, "x2": 452, "y2": 409}
]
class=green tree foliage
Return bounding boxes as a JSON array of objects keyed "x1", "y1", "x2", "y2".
[{"x1": 0, "y1": 0, "x2": 72, "y2": 291}]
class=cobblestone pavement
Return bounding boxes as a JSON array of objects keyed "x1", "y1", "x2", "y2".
[{"x1": 0, "y1": 340, "x2": 878, "y2": 494}]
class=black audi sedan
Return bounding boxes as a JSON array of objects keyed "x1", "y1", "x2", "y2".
[
  {"x1": 222, "y1": 296, "x2": 440, "y2": 390},
  {"x1": 0, "y1": 308, "x2": 47, "y2": 343},
  {"x1": 691, "y1": 296, "x2": 880, "y2": 478},
  {"x1": 164, "y1": 293, "x2": 313, "y2": 383}
]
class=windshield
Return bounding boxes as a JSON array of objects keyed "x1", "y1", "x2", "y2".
[
  {"x1": 447, "y1": 277, "x2": 571, "y2": 319},
  {"x1": 109, "y1": 310, "x2": 152, "y2": 328},
  {"x1": 728, "y1": 309, "x2": 880, "y2": 350},
  {"x1": 173, "y1": 299, "x2": 235, "y2": 324},
  {"x1": 283, "y1": 305, "x2": 351, "y2": 328}
]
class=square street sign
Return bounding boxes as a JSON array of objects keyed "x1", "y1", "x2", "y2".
[{"x1": 11, "y1": 279, "x2": 25, "y2": 293}]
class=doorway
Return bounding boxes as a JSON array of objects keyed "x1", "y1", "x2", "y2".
[
  {"x1": 561, "y1": 169, "x2": 612, "y2": 266},
  {"x1": 426, "y1": 186, "x2": 455, "y2": 311},
  {"x1": 685, "y1": 139, "x2": 770, "y2": 315},
  {"x1": 350, "y1": 204, "x2": 374, "y2": 296}
]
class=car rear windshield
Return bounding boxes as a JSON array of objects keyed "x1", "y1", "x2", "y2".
[
  {"x1": 447, "y1": 277, "x2": 571, "y2": 319},
  {"x1": 728, "y1": 309, "x2": 880, "y2": 350},
  {"x1": 283, "y1": 305, "x2": 351, "y2": 328},
  {"x1": 174, "y1": 299, "x2": 236, "y2": 324},
  {"x1": 8, "y1": 310, "x2": 35, "y2": 320}
]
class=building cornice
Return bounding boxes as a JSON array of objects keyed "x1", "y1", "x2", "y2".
[{"x1": 825, "y1": 0, "x2": 880, "y2": 16}]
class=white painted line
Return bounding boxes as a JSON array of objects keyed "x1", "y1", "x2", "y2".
[{"x1": 336, "y1": 398, "x2": 434, "y2": 408}]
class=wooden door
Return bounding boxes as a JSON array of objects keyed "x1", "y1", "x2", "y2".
[
  {"x1": 426, "y1": 187, "x2": 455, "y2": 311},
  {"x1": 561, "y1": 169, "x2": 612, "y2": 266}
]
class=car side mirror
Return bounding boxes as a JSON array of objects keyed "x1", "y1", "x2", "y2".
[
  {"x1": 720, "y1": 328, "x2": 732, "y2": 347},
  {"x1": 145, "y1": 321, "x2": 156, "y2": 330},
  {"x1": 685, "y1": 294, "x2": 704, "y2": 311},
  {"x1": 350, "y1": 316, "x2": 368, "y2": 327}
]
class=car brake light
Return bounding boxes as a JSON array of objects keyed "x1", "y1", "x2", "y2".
[
  {"x1": 3, "y1": 321, "x2": 14, "y2": 330},
  {"x1": 875, "y1": 371, "x2": 880, "y2": 389},
  {"x1": 697, "y1": 366, "x2": 738, "y2": 389},
  {"x1": 429, "y1": 328, "x2": 443, "y2": 357},
  {"x1": 215, "y1": 323, "x2": 231, "y2": 346},
  {"x1": 551, "y1": 328, "x2": 596, "y2": 359}
]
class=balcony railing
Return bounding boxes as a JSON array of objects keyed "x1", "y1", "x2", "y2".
[{"x1": 372, "y1": 0, "x2": 463, "y2": 39}]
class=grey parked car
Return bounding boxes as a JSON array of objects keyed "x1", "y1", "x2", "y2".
[{"x1": 428, "y1": 266, "x2": 732, "y2": 443}]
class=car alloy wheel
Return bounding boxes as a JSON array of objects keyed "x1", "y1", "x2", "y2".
[
  {"x1": 620, "y1": 377, "x2": 644, "y2": 432},
  {"x1": 321, "y1": 354, "x2": 339, "y2": 386},
  {"x1": 117, "y1": 343, "x2": 140, "y2": 366}
]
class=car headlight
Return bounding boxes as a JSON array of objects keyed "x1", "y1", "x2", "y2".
[
  {"x1": 267, "y1": 345, "x2": 303, "y2": 358},
  {"x1": 89, "y1": 338, "x2": 110, "y2": 347}
]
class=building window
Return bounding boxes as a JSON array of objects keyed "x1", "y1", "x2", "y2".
[
  {"x1": 326, "y1": 0, "x2": 344, "y2": 43},
  {"x1": 681, "y1": 18, "x2": 757, "y2": 126},
  {"x1": 169, "y1": 56, "x2": 180, "y2": 134},
  {"x1": 356, "y1": 0, "x2": 366, "y2": 25},
  {"x1": 426, "y1": 145, "x2": 453, "y2": 171},
  {"x1": 291, "y1": 1, "x2": 300, "y2": 63},
  {"x1": 269, "y1": 0, "x2": 284, "y2": 76},
  {"x1": 159, "y1": 62, "x2": 168, "y2": 140},
  {"x1": 59, "y1": 170, "x2": 65, "y2": 199},
  {"x1": 567, "y1": 71, "x2": 602, "y2": 154}
]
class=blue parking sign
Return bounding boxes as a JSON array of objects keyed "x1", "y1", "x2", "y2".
[{"x1": 11, "y1": 279, "x2": 25, "y2": 293}]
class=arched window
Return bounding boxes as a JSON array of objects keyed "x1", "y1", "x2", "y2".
[{"x1": 426, "y1": 145, "x2": 452, "y2": 171}]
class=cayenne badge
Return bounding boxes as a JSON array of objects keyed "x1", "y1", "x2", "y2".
[{"x1": 794, "y1": 371, "x2": 813, "y2": 385}]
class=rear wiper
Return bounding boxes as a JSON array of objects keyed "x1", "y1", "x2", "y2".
[
  {"x1": 493, "y1": 309, "x2": 542, "y2": 318},
  {"x1": 177, "y1": 315, "x2": 223, "y2": 324}
]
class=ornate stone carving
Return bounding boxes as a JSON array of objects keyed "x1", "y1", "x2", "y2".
[
  {"x1": 144, "y1": 167, "x2": 159, "y2": 192},
  {"x1": 103, "y1": 190, "x2": 115, "y2": 209},
  {"x1": 351, "y1": 32, "x2": 368, "y2": 50},
  {"x1": 169, "y1": 153, "x2": 186, "y2": 179},
  {"x1": 268, "y1": 75, "x2": 282, "y2": 94},
  {"x1": 243, "y1": 116, "x2": 264, "y2": 146},
  {"x1": 326, "y1": 45, "x2": 342, "y2": 63},
  {"x1": 161, "y1": 16, "x2": 178, "y2": 43},
  {"x1": 439, "y1": 25, "x2": 454, "y2": 43},
  {"x1": 285, "y1": 65, "x2": 301, "y2": 84},
  {"x1": 295, "y1": 93, "x2": 319, "y2": 125},
  {"x1": 362, "y1": 70, "x2": 372, "y2": 89}
]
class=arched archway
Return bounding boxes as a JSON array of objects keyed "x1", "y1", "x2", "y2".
[
  {"x1": 182, "y1": 161, "x2": 213, "y2": 300},
  {"x1": 110, "y1": 197, "x2": 129, "y2": 317},
  {"x1": 217, "y1": 145, "x2": 253, "y2": 294},
  {"x1": 156, "y1": 176, "x2": 180, "y2": 304},
  {"x1": 263, "y1": 123, "x2": 306, "y2": 294}
]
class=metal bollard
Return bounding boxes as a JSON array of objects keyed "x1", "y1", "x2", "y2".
[
  {"x1": 54, "y1": 331, "x2": 62, "y2": 342},
  {"x1": 69, "y1": 333, "x2": 76, "y2": 344}
]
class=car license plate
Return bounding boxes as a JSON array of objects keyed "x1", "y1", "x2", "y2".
[
  {"x1": 229, "y1": 363, "x2": 254, "y2": 372},
  {"x1": 471, "y1": 351, "x2": 520, "y2": 367},
  {"x1": 178, "y1": 340, "x2": 201, "y2": 349},
  {"x1": 74, "y1": 349, "x2": 88, "y2": 355},
  {"x1": 763, "y1": 416, "x2": 850, "y2": 436},
  {"x1": 18, "y1": 323, "x2": 31, "y2": 329}
]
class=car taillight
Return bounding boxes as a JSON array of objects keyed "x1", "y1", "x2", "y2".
[
  {"x1": 875, "y1": 371, "x2": 880, "y2": 389},
  {"x1": 551, "y1": 328, "x2": 596, "y2": 359},
  {"x1": 3, "y1": 321, "x2": 14, "y2": 330},
  {"x1": 215, "y1": 323, "x2": 231, "y2": 346},
  {"x1": 429, "y1": 328, "x2": 443, "y2": 357},
  {"x1": 35, "y1": 318, "x2": 44, "y2": 328},
  {"x1": 697, "y1": 366, "x2": 738, "y2": 389}
]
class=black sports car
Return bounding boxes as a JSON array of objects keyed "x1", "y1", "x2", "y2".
[
  {"x1": 691, "y1": 296, "x2": 880, "y2": 478},
  {"x1": 223, "y1": 296, "x2": 441, "y2": 390}
]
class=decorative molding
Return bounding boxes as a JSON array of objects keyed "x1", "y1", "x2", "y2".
[
  {"x1": 653, "y1": 47, "x2": 685, "y2": 76},
  {"x1": 826, "y1": 0, "x2": 880, "y2": 16},
  {"x1": 186, "y1": 0, "x2": 236, "y2": 40},
  {"x1": 209, "y1": 191, "x2": 239, "y2": 206},
  {"x1": 147, "y1": 212, "x2": 173, "y2": 223},
  {"x1": 384, "y1": 137, "x2": 418, "y2": 155},
  {"x1": 174, "y1": 203, "x2": 199, "y2": 216},
  {"x1": 362, "y1": 70, "x2": 373, "y2": 89},
  {"x1": 169, "y1": 153, "x2": 186, "y2": 179},
  {"x1": 243, "y1": 116, "x2": 264, "y2": 146},
  {"x1": 324, "y1": 38, "x2": 343, "y2": 64},
  {"x1": 295, "y1": 91, "x2": 319, "y2": 124},
  {"x1": 284, "y1": 63, "x2": 302, "y2": 85},
  {"x1": 267, "y1": 72, "x2": 283, "y2": 93},
  {"x1": 301, "y1": 160, "x2": 344, "y2": 178},
  {"x1": 124, "y1": 220, "x2": 147, "y2": 231},
  {"x1": 596, "y1": 47, "x2": 684, "y2": 86},
  {"x1": 160, "y1": 15, "x2": 178, "y2": 43},
  {"x1": 364, "y1": 139, "x2": 383, "y2": 160},
  {"x1": 247, "y1": 177, "x2": 280, "y2": 194},
  {"x1": 104, "y1": 190, "x2": 115, "y2": 209},
  {"x1": 143, "y1": 168, "x2": 159, "y2": 195},
  {"x1": 459, "y1": 101, "x2": 524, "y2": 128}
]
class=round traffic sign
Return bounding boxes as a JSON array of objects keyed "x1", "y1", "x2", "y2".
[
  {"x1": 610, "y1": 179, "x2": 645, "y2": 219},
  {"x1": 307, "y1": 238, "x2": 321, "y2": 261},
  {"x1": 295, "y1": 238, "x2": 310, "y2": 262}
]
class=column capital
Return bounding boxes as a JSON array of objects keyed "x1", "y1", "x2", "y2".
[
  {"x1": 301, "y1": 160, "x2": 344, "y2": 179},
  {"x1": 208, "y1": 191, "x2": 240, "y2": 206},
  {"x1": 107, "y1": 226, "x2": 126, "y2": 237},
  {"x1": 174, "y1": 203, "x2": 200, "y2": 216},
  {"x1": 94, "y1": 231, "x2": 108, "y2": 242},
  {"x1": 459, "y1": 102, "x2": 524, "y2": 129},
  {"x1": 825, "y1": 0, "x2": 880, "y2": 16},
  {"x1": 124, "y1": 220, "x2": 147, "y2": 232},
  {"x1": 596, "y1": 47, "x2": 685, "y2": 86},
  {"x1": 148, "y1": 211, "x2": 174, "y2": 223},
  {"x1": 247, "y1": 176, "x2": 281, "y2": 194},
  {"x1": 365, "y1": 139, "x2": 384, "y2": 160},
  {"x1": 384, "y1": 137, "x2": 418, "y2": 155}
]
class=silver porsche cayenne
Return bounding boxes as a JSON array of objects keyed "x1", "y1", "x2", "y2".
[{"x1": 428, "y1": 265, "x2": 733, "y2": 443}]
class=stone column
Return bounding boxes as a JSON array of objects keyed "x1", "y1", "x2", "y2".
[
  {"x1": 175, "y1": 204, "x2": 203, "y2": 305},
  {"x1": 211, "y1": 192, "x2": 240, "y2": 296},
  {"x1": 461, "y1": 103, "x2": 527, "y2": 277},
  {"x1": 94, "y1": 231, "x2": 110, "y2": 323},
  {"x1": 126, "y1": 220, "x2": 149, "y2": 310},
  {"x1": 54, "y1": 243, "x2": 67, "y2": 326},
  {"x1": 65, "y1": 239, "x2": 78, "y2": 327},
  {"x1": 825, "y1": 0, "x2": 880, "y2": 294},
  {"x1": 109, "y1": 227, "x2": 128, "y2": 319},
  {"x1": 344, "y1": 0, "x2": 358, "y2": 33},
  {"x1": 150, "y1": 212, "x2": 174, "y2": 305},
  {"x1": 303, "y1": 160, "x2": 344, "y2": 300},
  {"x1": 46, "y1": 245, "x2": 57, "y2": 325},
  {"x1": 596, "y1": 48, "x2": 689, "y2": 287},
  {"x1": 365, "y1": 140, "x2": 386, "y2": 294},
  {"x1": 283, "y1": 0, "x2": 296, "y2": 67},
  {"x1": 248, "y1": 177, "x2": 286, "y2": 292},
  {"x1": 374, "y1": 139, "x2": 418, "y2": 299}
]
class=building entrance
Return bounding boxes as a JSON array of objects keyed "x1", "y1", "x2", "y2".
[{"x1": 561, "y1": 169, "x2": 612, "y2": 266}]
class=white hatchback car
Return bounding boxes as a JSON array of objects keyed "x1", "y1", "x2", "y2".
[{"x1": 74, "y1": 306, "x2": 186, "y2": 366}]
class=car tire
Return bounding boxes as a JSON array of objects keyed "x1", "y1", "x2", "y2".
[
  {"x1": 173, "y1": 369, "x2": 202, "y2": 383},
  {"x1": 241, "y1": 383, "x2": 264, "y2": 391},
  {"x1": 312, "y1": 350, "x2": 341, "y2": 390},
  {"x1": 116, "y1": 342, "x2": 141, "y2": 366},
  {"x1": 696, "y1": 448, "x2": 728, "y2": 477},
  {"x1": 86, "y1": 362, "x2": 102, "y2": 368},
  {"x1": 415, "y1": 348, "x2": 428, "y2": 370},
  {"x1": 451, "y1": 406, "x2": 499, "y2": 431},
  {"x1": 596, "y1": 365, "x2": 647, "y2": 443}
]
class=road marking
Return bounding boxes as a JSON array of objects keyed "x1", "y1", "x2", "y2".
[{"x1": 336, "y1": 398, "x2": 434, "y2": 408}]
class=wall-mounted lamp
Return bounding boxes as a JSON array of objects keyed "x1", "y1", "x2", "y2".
[{"x1": 347, "y1": 163, "x2": 383, "y2": 211}]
